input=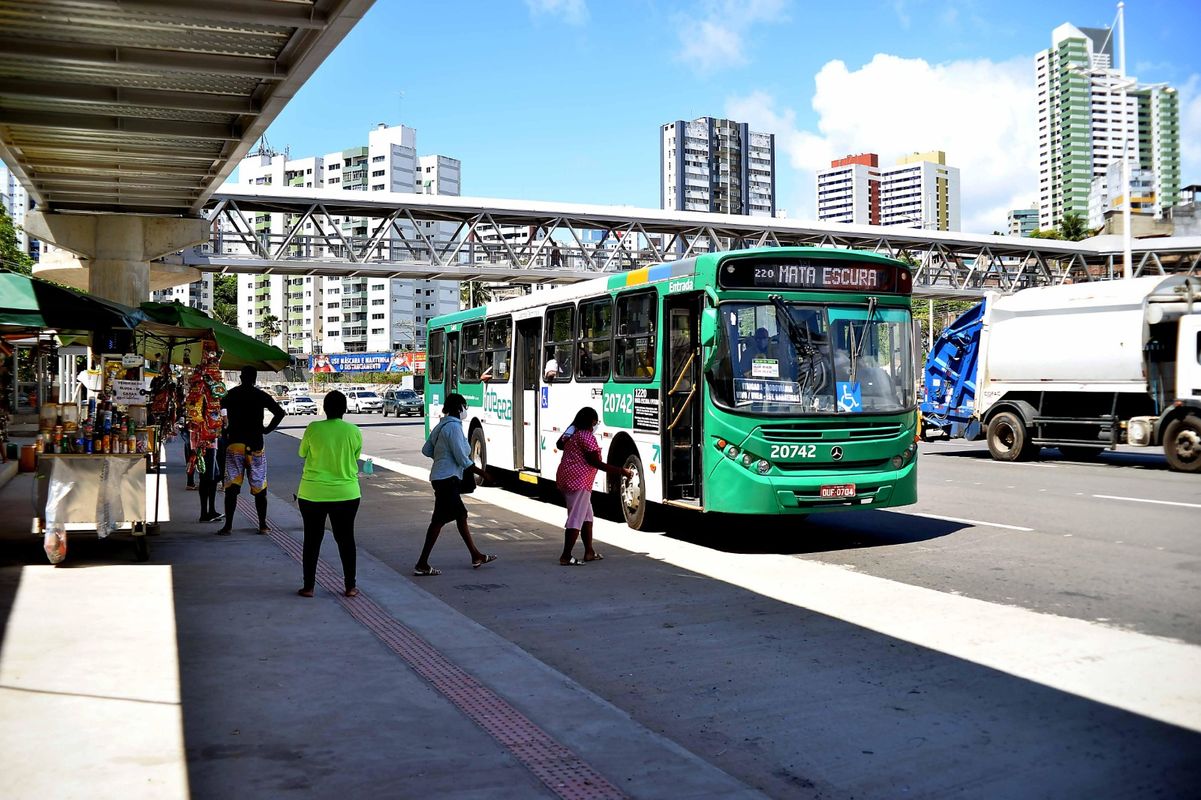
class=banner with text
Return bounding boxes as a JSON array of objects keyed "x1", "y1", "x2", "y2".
[{"x1": 309, "y1": 352, "x2": 426, "y2": 374}]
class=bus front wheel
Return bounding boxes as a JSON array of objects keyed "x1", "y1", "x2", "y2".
[
  {"x1": 469, "y1": 427, "x2": 488, "y2": 485},
  {"x1": 620, "y1": 453, "x2": 648, "y2": 530}
]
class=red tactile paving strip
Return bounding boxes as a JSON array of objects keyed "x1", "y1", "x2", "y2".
[{"x1": 238, "y1": 498, "x2": 628, "y2": 800}]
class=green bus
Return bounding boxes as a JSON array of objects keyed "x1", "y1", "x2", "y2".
[{"x1": 424, "y1": 247, "x2": 919, "y2": 529}]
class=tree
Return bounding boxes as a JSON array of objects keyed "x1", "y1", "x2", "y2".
[
  {"x1": 459, "y1": 280, "x2": 493, "y2": 309},
  {"x1": 0, "y1": 201, "x2": 34, "y2": 275},
  {"x1": 213, "y1": 274, "x2": 238, "y2": 326},
  {"x1": 1060, "y1": 212, "x2": 1089, "y2": 242},
  {"x1": 260, "y1": 313, "x2": 281, "y2": 343}
]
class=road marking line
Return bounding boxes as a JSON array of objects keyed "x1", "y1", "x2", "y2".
[
  {"x1": 361, "y1": 452, "x2": 1201, "y2": 733},
  {"x1": 887, "y1": 511, "x2": 1033, "y2": 532},
  {"x1": 1093, "y1": 494, "x2": 1201, "y2": 510}
]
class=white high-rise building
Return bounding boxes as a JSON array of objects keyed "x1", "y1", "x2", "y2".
[
  {"x1": 1036, "y1": 22, "x2": 1181, "y2": 229},
  {"x1": 229, "y1": 123, "x2": 460, "y2": 356},
  {"x1": 1088, "y1": 161, "x2": 1157, "y2": 229},
  {"x1": 879, "y1": 151, "x2": 960, "y2": 231},
  {"x1": 1, "y1": 164, "x2": 36, "y2": 260},
  {"x1": 660, "y1": 117, "x2": 775, "y2": 216},
  {"x1": 816, "y1": 154, "x2": 880, "y2": 225},
  {"x1": 150, "y1": 274, "x2": 214, "y2": 315}
]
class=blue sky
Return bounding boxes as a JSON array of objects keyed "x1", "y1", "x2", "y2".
[{"x1": 259, "y1": 0, "x2": 1201, "y2": 233}]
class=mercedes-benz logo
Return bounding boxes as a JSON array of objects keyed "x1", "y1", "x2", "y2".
[{"x1": 830, "y1": 446, "x2": 844, "y2": 461}]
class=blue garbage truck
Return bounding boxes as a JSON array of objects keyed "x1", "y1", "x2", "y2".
[{"x1": 921, "y1": 275, "x2": 1201, "y2": 472}]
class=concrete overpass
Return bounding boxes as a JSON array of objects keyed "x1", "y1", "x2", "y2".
[{"x1": 0, "y1": 0, "x2": 375, "y2": 306}]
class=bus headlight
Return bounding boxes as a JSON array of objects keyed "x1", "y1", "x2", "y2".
[
  {"x1": 755, "y1": 459, "x2": 770, "y2": 474},
  {"x1": 890, "y1": 455, "x2": 905, "y2": 469},
  {"x1": 741, "y1": 453, "x2": 754, "y2": 467},
  {"x1": 725, "y1": 445, "x2": 740, "y2": 459}
]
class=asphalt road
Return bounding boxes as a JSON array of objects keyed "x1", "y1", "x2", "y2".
[{"x1": 262, "y1": 411, "x2": 1201, "y2": 798}]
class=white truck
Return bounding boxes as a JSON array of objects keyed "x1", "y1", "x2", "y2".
[{"x1": 921, "y1": 275, "x2": 1201, "y2": 472}]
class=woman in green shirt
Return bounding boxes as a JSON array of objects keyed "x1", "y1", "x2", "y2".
[{"x1": 297, "y1": 390, "x2": 364, "y2": 598}]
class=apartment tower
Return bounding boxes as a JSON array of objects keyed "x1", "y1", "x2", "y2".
[{"x1": 660, "y1": 117, "x2": 775, "y2": 216}]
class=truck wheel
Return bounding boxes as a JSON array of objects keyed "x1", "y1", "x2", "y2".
[
  {"x1": 987, "y1": 412, "x2": 1036, "y2": 462},
  {"x1": 1163, "y1": 415, "x2": 1201, "y2": 473}
]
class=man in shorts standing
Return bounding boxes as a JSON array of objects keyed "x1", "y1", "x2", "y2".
[{"x1": 216, "y1": 367, "x2": 286, "y2": 535}]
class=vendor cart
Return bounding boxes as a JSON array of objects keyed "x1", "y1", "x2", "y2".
[{"x1": 35, "y1": 453, "x2": 151, "y2": 562}]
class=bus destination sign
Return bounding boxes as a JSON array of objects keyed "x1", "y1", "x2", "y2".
[{"x1": 719, "y1": 259, "x2": 908, "y2": 293}]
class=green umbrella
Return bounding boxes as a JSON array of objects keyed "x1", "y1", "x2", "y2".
[
  {"x1": 138, "y1": 300, "x2": 292, "y2": 372},
  {"x1": 0, "y1": 271, "x2": 146, "y2": 332}
]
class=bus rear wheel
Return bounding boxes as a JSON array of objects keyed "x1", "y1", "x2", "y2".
[{"x1": 620, "y1": 453, "x2": 648, "y2": 530}]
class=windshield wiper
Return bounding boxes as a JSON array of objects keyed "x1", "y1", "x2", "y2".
[
  {"x1": 768, "y1": 294, "x2": 828, "y2": 397},
  {"x1": 849, "y1": 296, "x2": 879, "y2": 385}
]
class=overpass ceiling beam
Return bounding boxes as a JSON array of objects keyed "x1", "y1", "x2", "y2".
[
  {"x1": 14, "y1": 140, "x2": 222, "y2": 162},
  {"x1": 1, "y1": 109, "x2": 241, "y2": 141},
  {"x1": 20, "y1": 157, "x2": 217, "y2": 177},
  {"x1": 0, "y1": 78, "x2": 262, "y2": 115},
  {"x1": 0, "y1": 39, "x2": 289, "y2": 80},
  {"x1": 58, "y1": 0, "x2": 333, "y2": 29}
]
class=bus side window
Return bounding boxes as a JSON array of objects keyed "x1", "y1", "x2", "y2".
[
  {"x1": 615, "y1": 291, "x2": 656, "y2": 381},
  {"x1": 428, "y1": 329, "x2": 445, "y2": 384},
  {"x1": 545, "y1": 304, "x2": 575, "y2": 381},
  {"x1": 483, "y1": 318, "x2": 512, "y2": 382},
  {"x1": 460, "y1": 322, "x2": 483, "y2": 383},
  {"x1": 578, "y1": 297, "x2": 612, "y2": 381}
]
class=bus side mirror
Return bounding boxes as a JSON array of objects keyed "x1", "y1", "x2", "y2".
[{"x1": 700, "y1": 308, "x2": 717, "y2": 347}]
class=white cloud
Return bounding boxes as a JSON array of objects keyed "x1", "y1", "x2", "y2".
[
  {"x1": 728, "y1": 53, "x2": 1040, "y2": 233},
  {"x1": 525, "y1": 0, "x2": 588, "y2": 26},
  {"x1": 675, "y1": 0, "x2": 789, "y2": 74},
  {"x1": 1180, "y1": 75, "x2": 1201, "y2": 186}
]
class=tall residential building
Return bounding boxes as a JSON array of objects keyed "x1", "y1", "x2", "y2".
[
  {"x1": 150, "y1": 274, "x2": 215, "y2": 315},
  {"x1": 815, "y1": 151, "x2": 959, "y2": 231},
  {"x1": 1036, "y1": 22, "x2": 1181, "y2": 229},
  {"x1": 1007, "y1": 208, "x2": 1039, "y2": 237},
  {"x1": 1, "y1": 164, "x2": 37, "y2": 260},
  {"x1": 816, "y1": 154, "x2": 880, "y2": 225},
  {"x1": 660, "y1": 117, "x2": 775, "y2": 216},
  {"x1": 879, "y1": 151, "x2": 961, "y2": 231},
  {"x1": 230, "y1": 123, "x2": 460, "y2": 356}
]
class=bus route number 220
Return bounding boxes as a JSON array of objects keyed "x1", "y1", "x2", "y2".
[{"x1": 770, "y1": 444, "x2": 816, "y2": 459}]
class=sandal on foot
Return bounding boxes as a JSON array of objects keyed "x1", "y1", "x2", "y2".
[
  {"x1": 472, "y1": 554, "x2": 498, "y2": 569},
  {"x1": 584, "y1": 553, "x2": 604, "y2": 562},
  {"x1": 215, "y1": 528, "x2": 232, "y2": 536},
  {"x1": 559, "y1": 557, "x2": 585, "y2": 566},
  {"x1": 413, "y1": 566, "x2": 441, "y2": 576},
  {"x1": 257, "y1": 526, "x2": 270, "y2": 535},
  {"x1": 344, "y1": 587, "x2": 360, "y2": 597},
  {"x1": 297, "y1": 587, "x2": 314, "y2": 598}
]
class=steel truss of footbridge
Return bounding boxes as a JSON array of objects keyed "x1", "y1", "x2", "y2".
[{"x1": 182, "y1": 187, "x2": 1201, "y2": 298}]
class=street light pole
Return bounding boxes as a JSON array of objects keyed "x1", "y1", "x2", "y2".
[{"x1": 1118, "y1": 1, "x2": 1132, "y2": 279}]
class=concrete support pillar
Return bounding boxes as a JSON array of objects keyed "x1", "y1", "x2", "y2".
[{"x1": 24, "y1": 211, "x2": 209, "y2": 307}]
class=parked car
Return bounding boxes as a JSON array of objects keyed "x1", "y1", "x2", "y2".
[
  {"x1": 345, "y1": 389, "x2": 383, "y2": 414},
  {"x1": 284, "y1": 394, "x2": 318, "y2": 415},
  {"x1": 383, "y1": 388, "x2": 424, "y2": 417}
]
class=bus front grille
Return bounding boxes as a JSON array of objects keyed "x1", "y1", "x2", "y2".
[
  {"x1": 758, "y1": 422, "x2": 903, "y2": 442},
  {"x1": 775, "y1": 459, "x2": 892, "y2": 472}
]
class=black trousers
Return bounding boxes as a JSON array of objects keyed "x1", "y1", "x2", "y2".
[{"x1": 298, "y1": 497, "x2": 360, "y2": 590}]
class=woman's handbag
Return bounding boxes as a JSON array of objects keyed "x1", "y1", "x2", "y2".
[{"x1": 459, "y1": 466, "x2": 477, "y2": 494}]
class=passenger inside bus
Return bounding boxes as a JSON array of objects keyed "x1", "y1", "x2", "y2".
[
  {"x1": 739, "y1": 327, "x2": 774, "y2": 374},
  {"x1": 543, "y1": 348, "x2": 559, "y2": 382}
]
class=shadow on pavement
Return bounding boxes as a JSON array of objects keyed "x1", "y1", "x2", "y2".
[{"x1": 923, "y1": 443, "x2": 1171, "y2": 471}]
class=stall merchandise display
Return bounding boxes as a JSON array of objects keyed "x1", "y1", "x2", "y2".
[{"x1": 184, "y1": 346, "x2": 226, "y2": 475}]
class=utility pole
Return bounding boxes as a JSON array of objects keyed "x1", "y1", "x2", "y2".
[{"x1": 1118, "y1": 1, "x2": 1132, "y2": 279}]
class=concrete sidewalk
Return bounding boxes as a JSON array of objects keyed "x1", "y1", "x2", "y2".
[{"x1": 0, "y1": 455, "x2": 763, "y2": 799}]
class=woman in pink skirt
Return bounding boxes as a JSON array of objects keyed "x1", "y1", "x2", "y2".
[{"x1": 555, "y1": 407, "x2": 632, "y2": 566}]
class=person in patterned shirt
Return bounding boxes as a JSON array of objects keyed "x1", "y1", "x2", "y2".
[{"x1": 554, "y1": 407, "x2": 632, "y2": 566}]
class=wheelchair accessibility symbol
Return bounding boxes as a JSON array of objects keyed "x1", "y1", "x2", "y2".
[{"x1": 837, "y1": 381, "x2": 862, "y2": 413}]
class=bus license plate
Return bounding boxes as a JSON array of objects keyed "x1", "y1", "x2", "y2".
[{"x1": 820, "y1": 483, "x2": 857, "y2": 499}]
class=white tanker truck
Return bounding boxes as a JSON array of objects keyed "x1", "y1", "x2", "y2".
[{"x1": 921, "y1": 275, "x2": 1201, "y2": 472}]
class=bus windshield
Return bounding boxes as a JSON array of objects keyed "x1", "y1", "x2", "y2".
[{"x1": 709, "y1": 301, "x2": 914, "y2": 415}]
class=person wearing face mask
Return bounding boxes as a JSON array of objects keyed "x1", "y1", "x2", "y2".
[
  {"x1": 415, "y1": 393, "x2": 496, "y2": 576},
  {"x1": 554, "y1": 407, "x2": 632, "y2": 566}
]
